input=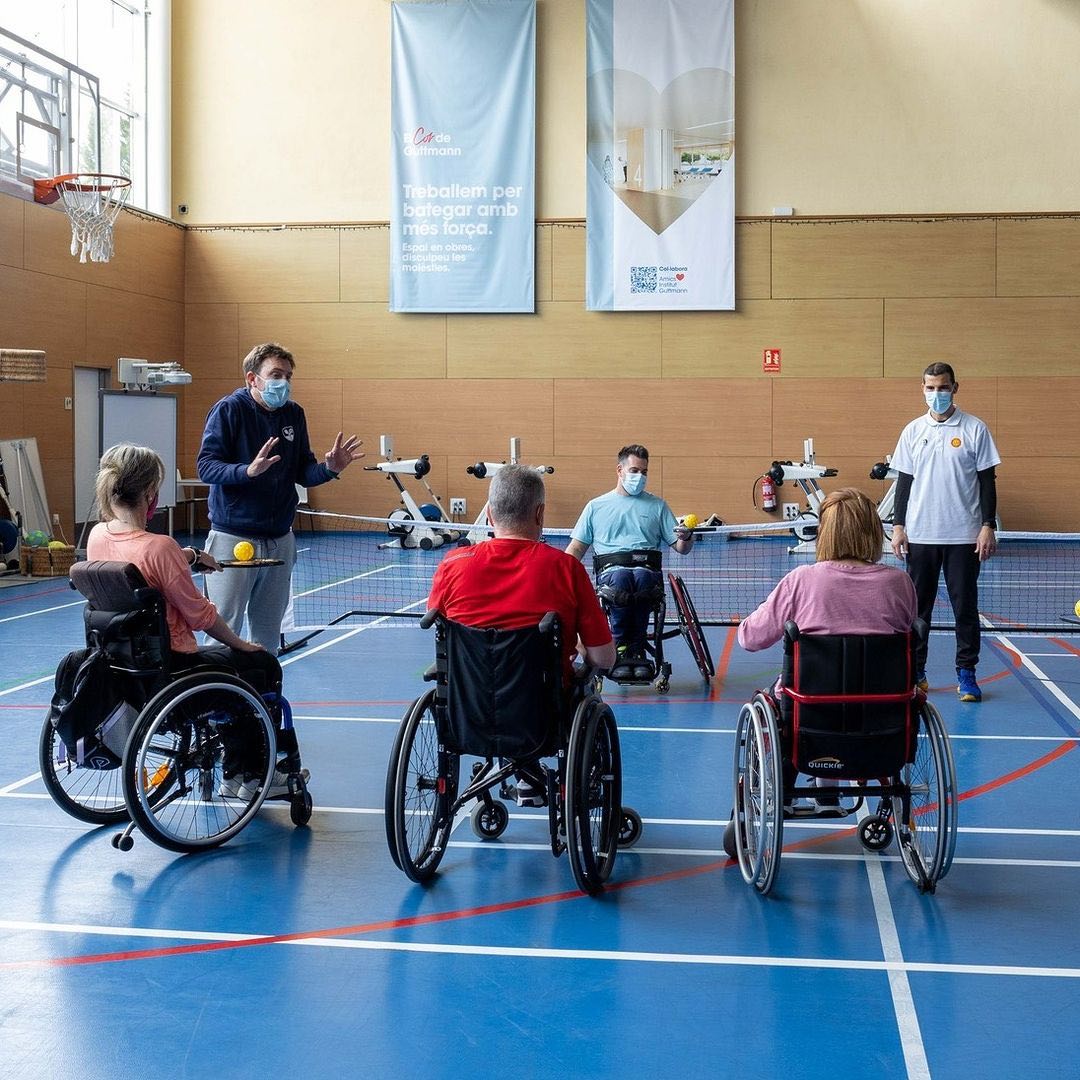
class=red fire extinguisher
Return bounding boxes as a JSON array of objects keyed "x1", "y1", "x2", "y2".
[{"x1": 760, "y1": 474, "x2": 777, "y2": 512}]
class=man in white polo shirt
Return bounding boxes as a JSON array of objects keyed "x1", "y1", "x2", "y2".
[{"x1": 890, "y1": 362, "x2": 1001, "y2": 702}]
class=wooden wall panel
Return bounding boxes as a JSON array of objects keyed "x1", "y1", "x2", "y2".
[
  {"x1": 291, "y1": 378, "x2": 346, "y2": 465},
  {"x1": 0, "y1": 193, "x2": 23, "y2": 268},
  {"x1": 997, "y1": 217, "x2": 1080, "y2": 296},
  {"x1": 995, "y1": 377, "x2": 1080, "y2": 456},
  {"x1": 658, "y1": 455, "x2": 785, "y2": 527},
  {"x1": 185, "y1": 229, "x2": 340, "y2": 304},
  {"x1": 342, "y1": 379, "x2": 555, "y2": 459},
  {"x1": 136, "y1": 217, "x2": 186, "y2": 302},
  {"x1": 885, "y1": 297, "x2": 1080, "y2": 376},
  {"x1": 736, "y1": 221, "x2": 771, "y2": 300},
  {"x1": 0, "y1": 265, "x2": 87, "y2": 364},
  {"x1": 996, "y1": 461, "x2": 1078, "y2": 533},
  {"x1": 554, "y1": 378, "x2": 773, "y2": 457},
  {"x1": 447, "y1": 304, "x2": 661, "y2": 378},
  {"x1": 86, "y1": 286, "x2": 184, "y2": 369},
  {"x1": 185, "y1": 304, "x2": 240, "y2": 375},
  {"x1": 772, "y1": 219, "x2": 997, "y2": 299},
  {"x1": 662, "y1": 299, "x2": 884, "y2": 378},
  {"x1": 24, "y1": 199, "x2": 141, "y2": 293},
  {"x1": 536, "y1": 224, "x2": 553, "y2": 303},
  {"x1": 340, "y1": 227, "x2": 390, "y2": 303},
  {"x1": 551, "y1": 224, "x2": 584, "y2": 302},
  {"x1": 238, "y1": 303, "x2": 446, "y2": 379},
  {"x1": 180, "y1": 377, "x2": 237, "y2": 473}
]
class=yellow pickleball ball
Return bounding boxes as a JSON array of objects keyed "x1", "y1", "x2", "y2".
[
  {"x1": 683, "y1": 514, "x2": 699, "y2": 529},
  {"x1": 233, "y1": 541, "x2": 255, "y2": 562},
  {"x1": 1075, "y1": 599, "x2": 1080, "y2": 619}
]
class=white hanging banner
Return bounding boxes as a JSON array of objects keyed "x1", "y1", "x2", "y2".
[{"x1": 586, "y1": 0, "x2": 734, "y2": 311}]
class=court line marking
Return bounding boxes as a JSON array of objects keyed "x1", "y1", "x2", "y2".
[
  {"x1": 0, "y1": 674, "x2": 54, "y2": 697},
  {"x1": 0, "y1": 772, "x2": 41, "y2": 794},
  {"x1": 0, "y1": 599, "x2": 85, "y2": 624},
  {"x1": 2, "y1": 917, "x2": 1080, "y2": 979}
]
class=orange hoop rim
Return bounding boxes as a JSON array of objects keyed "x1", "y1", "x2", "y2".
[{"x1": 33, "y1": 173, "x2": 132, "y2": 205}]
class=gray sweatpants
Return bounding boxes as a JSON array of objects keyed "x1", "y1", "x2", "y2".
[{"x1": 204, "y1": 529, "x2": 296, "y2": 654}]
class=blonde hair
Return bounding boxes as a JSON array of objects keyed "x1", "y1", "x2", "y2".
[
  {"x1": 815, "y1": 487, "x2": 884, "y2": 564},
  {"x1": 95, "y1": 444, "x2": 165, "y2": 521}
]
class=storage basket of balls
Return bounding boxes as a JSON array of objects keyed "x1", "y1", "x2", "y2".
[{"x1": 21, "y1": 531, "x2": 77, "y2": 577}]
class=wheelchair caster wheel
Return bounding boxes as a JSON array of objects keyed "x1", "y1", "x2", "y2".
[
  {"x1": 617, "y1": 806, "x2": 642, "y2": 848},
  {"x1": 655, "y1": 677, "x2": 669, "y2": 694},
  {"x1": 290, "y1": 790, "x2": 313, "y2": 826},
  {"x1": 470, "y1": 800, "x2": 509, "y2": 839},
  {"x1": 112, "y1": 832, "x2": 134, "y2": 852},
  {"x1": 858, "y1": 816, "x2": 893, "y2": 852},
  {"x1": 722, "y1": 814, "x2": 738, "y2": 859}
]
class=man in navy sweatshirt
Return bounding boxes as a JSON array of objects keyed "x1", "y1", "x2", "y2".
[{"x1": 196, "y1": 342, "x2": 363, "y2": 654}]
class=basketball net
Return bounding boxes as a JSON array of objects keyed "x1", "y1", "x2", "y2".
[{"x1": 33, "y1": 174, "x2": 132, "y2": 264}]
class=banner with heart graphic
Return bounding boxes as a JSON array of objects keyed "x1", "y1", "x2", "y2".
[
  {"x1": 586, "y1": 0, "x2": 734, "y2": 311},
  {"x1": 390, "y1": 0, "x2": 535, "y2": 312}
]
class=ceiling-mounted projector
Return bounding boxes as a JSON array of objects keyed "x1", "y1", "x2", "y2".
[{"x1": 118, "y1": 357, "x2": 192, "y2": 388}]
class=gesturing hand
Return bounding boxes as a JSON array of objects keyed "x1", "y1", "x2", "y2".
[
  {"x1": 246, "y1": 437, "x2": 281, "y2": 478},
  {"x1": 325, "y1": 433, "x2": 364, "y2": 474}
]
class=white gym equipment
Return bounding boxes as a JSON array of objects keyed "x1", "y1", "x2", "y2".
[
  {"x1": 767, "y1": 438, "x2": 837, "y2": 553},
  {"x1": 463, "y1": 436, "x2": 554, "y2": 541},
  {"x1": 365, "y1": 435, "x2": 460, "y2": 550}
]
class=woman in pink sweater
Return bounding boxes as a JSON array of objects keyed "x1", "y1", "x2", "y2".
[{"x1": 732, "y1": 487, "x2": 917, "y2": 823}]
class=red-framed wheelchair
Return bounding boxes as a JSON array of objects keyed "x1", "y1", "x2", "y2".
[{"x1": 726, "y1": 620, "x2": 957, "y2": 895}]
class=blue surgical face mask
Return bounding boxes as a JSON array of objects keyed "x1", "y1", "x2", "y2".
[
  {"x1": 622, "y1": 470, "x2": 646, "y2": 497},
  {"x1": 924, "y1": 388, "x2": 953, "y2": 414},
  {"x1": 257, "y1": 376, "x2": 290, "y2": 410}
]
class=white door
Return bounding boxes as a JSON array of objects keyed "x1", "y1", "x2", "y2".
[{"x1": 73, "y1": 367, "x2": 109, "y2": 530}]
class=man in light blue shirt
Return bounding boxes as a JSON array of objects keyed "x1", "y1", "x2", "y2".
[{"x1": 567, "y1": 444, "x2": 693, "y2": 679}]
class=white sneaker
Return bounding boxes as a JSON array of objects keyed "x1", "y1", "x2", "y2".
[
  {"x1": 218, "y1": 774, "x2": 245, "y2": 798},
  {"x1": 239, "y1": 766, "x2": 310, "y2": 800}
]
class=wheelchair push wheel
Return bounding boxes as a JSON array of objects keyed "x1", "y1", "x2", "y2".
[
  {"x1": 565, "y1": 696, "x2": 622, "y2": 895},
  {"x1": 732, "y1": 693, "x2": 783, "y2": 894},
  {"x1": 121, "y1": 673, "x2": 276, "y2": 853},
  {"x1": 668, "y1": 574, "x2": 714, "y2": 681},
  {"x1": 39, "y1": 713, "x2": 129, "y2": 825},
  {"x1": 388, "y1": 688, "x2": 460, "y2": 882},
  {"x1": 897, "y1": 700, "x2": 957, "y2": 892}
]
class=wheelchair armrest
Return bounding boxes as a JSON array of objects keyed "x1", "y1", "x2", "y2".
[
  {"x1": 422, "y1": 662, "x2": 439, "y2": 682},
  {"x1": 911, "y1": 618, "x2": 929, "y2": 644},
  {"x1": 420, "y1": 609, "x2": 440, "y2": 631},
  {"x1": 783, "y1": 620, "x2": 800, "y2": 643},
  {"x1": 538, "y1": 611, "x2": 557, "y2": 635}
]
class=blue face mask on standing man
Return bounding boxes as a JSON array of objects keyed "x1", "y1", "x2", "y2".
[
  {"x1": 621, "y1": 471, "x2": 646, "y2": 496},
  {"x1": 924, "y1": 388, "x2": 953, "y2": 415}
]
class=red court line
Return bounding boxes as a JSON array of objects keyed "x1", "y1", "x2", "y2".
[
  {"x1": 1051, "y1": 637, "x2": 1080, "y2": 658},
  {"x1": 708, "y1": 628, "x2": 737, "y2": 701}
]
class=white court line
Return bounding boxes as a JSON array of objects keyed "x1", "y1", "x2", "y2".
[
  {"x1": 0, "y1": 674, "x2": 54, "y2": 697},
  {"x1": 858, "y1": 803, "x2": 930, "y2": 1080},
  {"x1": 0, "y1": 599, "x2": 85, "y2": 624},
  {"x1": 0, "y1": 772, "x2": 41, "y2": 794},
  {"x1": 3, "y1": 917, "x2": 1080, "y2": 979},
  {"x1": 990, "y1": 629, "x2": 1080, "y2": 730}
]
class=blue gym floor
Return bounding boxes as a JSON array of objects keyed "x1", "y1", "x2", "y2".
[{"x1": 2, "y1": 553, "x2": 1080, "y2": 1079}]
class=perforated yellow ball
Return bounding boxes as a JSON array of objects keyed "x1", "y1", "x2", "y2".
[
  {"x1": 1075, "y1": 599, "x2": 1080, "y2": 619},
  {"x1": 683, "y1": 514, "x2": 699, "y2": 529},
  {"x1": 233, "y1": 541, "x2": 255, "y2": 562}
]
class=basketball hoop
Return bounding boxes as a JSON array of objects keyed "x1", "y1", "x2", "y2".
[{"x1": 33, "y1": 173, "x2": 132, "y2": 264}]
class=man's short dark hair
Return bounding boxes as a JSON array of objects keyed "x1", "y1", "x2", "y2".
[
  {"x1": 617, "y1": 444, "x2": 649, "y2": 463},
  {"x1": 243, "y1": 342, "x2": 295, "y2": 377},
  {"x1": 923, "y1": 362, "x2": 956, "y2": 384},
  {"x1": 488, "y1": 465, "x2": 545, "y2": 528}
]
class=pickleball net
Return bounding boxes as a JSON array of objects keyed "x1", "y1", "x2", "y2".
[{"x1": 282, "y1": 509, "x2": 1080, "y2": 650}]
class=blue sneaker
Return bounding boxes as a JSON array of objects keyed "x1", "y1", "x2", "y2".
[
  {"x1": 957, "y1": 668, "x2": 981, "y2": 702},
  {"x1": 916, "y1": 669, "x2": 929, "y2": 692}
]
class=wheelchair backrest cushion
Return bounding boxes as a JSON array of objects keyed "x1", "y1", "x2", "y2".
[
  {"x1": 784, "y1": 632, "x2": 914, "y2": 778},
  {"x1": 440, "y1": 620, "x2": 562, "y2": 760},
  {"x1": 71, "y1": 560, "x2": 152, "y2": 611}
]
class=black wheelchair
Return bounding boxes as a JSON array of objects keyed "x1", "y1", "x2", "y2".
[
  {"x1": 727, "y1": 621, "x2": 958, "y2": 895},
  {"x1": 40, "y1": 560, "x2": 312, "y2": 853},
  {"x1": 384, "y1": 611, "x2": 642, "y2": 896},
  {"x1": 593, "y1": 550, "x2": 713, "y2": 692}
]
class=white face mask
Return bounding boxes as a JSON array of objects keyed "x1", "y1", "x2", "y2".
[
  {"x1": 924, "y1": 388, "x2": 953, "y2": 414},
  {"x1": 621, "y1": 471, "x2": 646, "y2": 496}
]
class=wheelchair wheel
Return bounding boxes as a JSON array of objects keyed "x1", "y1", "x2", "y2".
[
  {"x1": 668, "y1": 574, "x2": 714, "y2": 680},
  {"x1": 121, "y1": 674, "x2": 276, "y2": 853},
  {"x1": 565, "y1": 696, "x2": 622, "y2": 895},
  {"x1": 470, "y1": 799, "x2": 509, "y2": 839},
  {"x1": 896, "y1": 700, "x2": 956, "y2": 891},
  {"x1": 617, "y1": 806, "x2": 642, "y2": 848},
  {"x1": 38, "y1": 714, "x2": 128, "y2": 825},
  {"x1": 732, "y1": 693, "x2": 783, "y2": 894},
  {"x1": 389, "y1": 688, "x2": 460, "y2": 882}
]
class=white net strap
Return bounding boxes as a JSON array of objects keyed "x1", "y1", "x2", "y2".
[{"x1": 58, "y1": 176, "x2": 131, "y2": 263}]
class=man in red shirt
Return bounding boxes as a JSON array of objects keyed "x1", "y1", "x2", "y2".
[{"x1": 428, "y1": 464, "x2": 615, "y2": 683}]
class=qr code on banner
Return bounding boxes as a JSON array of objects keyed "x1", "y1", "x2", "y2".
[{"x1": 629, "y1": 266, "x2": 657, "y2": 293}]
